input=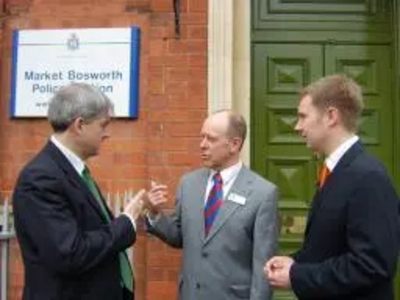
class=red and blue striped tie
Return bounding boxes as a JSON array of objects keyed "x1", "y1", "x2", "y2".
[{"x1": 204, "y1": 172, "x2": 223, "y2": 236}]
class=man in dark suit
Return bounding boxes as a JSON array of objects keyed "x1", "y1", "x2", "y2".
[
  {"x1": 265, "y1": 74, "x2": 400, "y2": 300},
  {"x1": 13, "y1": 83, "x2": 145, "y2": 300},
  {"x1": 144, "y1": 110, "x2": 279, "y2": 300}
]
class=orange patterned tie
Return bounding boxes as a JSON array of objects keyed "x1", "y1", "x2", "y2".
[{"x1": 318, "y1": 163, "x2": 331, "y2": 188}]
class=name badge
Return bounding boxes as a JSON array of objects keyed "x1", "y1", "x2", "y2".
[{"x1": 227, "y1": 193, "x2": 246, "y2": 205}]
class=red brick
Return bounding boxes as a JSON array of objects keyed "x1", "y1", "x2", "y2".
[
  {"x1": 168, "y1": 39, "x2": 188, "y2": 53},
  {"x1": 147, "y1": 150, "x2": 165, "y2": 165},
  {"x1": 165, "y1": 81, "x2": 189, "y2": 96},
  {"x1": 188, "y1": 0, "x2": 207, "y2": 12},
  {"x1": 148, "y1": 109, "x2": 197, "y2": 123},
  {"x1": 150, "y1": 12, "x2": 174, "y2": 26},
  {"x1": 188, "y1": 78, "x2": 207, "y2": 96},
  {"x1": 165, "y1": 123, "x2": 201, "y2": 137},
  {"x1": 187, "y1": 25, "x2": 207, "y2": 39},
  {"x1": 181, "y1": 12, "x2": 207, "y2": 25},
  {"x1": 187, "y1": 40, "x2": 207, "y2": 53},
  {"x1": 168, "y1": 94, "x2": 206, "y2": 109},
  {"x1": 148, "y1": 78, "x2": 165, "y2": 94},
  {"x1": 147, "y1": 281, "x2": 178, "y2": 299},
  {"x1": 149, "y1": 39, "x2": 167, "y2": 56},
  {"x1": 149, "y1": 54, "x2": 189, "y2": 67},
  {"x1": 167, "y1": 152, "x2": 200, "y2": 167},
  {"x1": 149, "y1": 26, "x2": 167, "y2": 39},
  {"x1": 166, "y1": 68, "x2": 189, "y2": 82},
  {"x1": 150, "y1": 0, "x2": 171, "y2": 13},
  {"x1": 144, "y1": 95, "x2": 169, "y2": 109},
  {"x1": 111, "y1": 122, "x2": 147, "y2": 139}
]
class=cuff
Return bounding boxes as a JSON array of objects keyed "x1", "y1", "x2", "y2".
[
  {"x1": 146, "y1": 212, "x2": 160, "y2": 226},
  {"x1": 122, "y1": 212, "x2": 137, "y2": 231}
]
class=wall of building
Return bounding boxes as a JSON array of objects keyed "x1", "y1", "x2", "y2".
[{"x1": 0, "y1": 0, "x2": 207, "y2": 299}]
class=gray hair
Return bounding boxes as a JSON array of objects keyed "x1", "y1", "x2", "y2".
[{"x1": 48, "y1": 83, "x2": 114, "y2": 132}]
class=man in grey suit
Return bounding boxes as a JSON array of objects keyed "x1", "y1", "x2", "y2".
[{"x1": 144, "y1": 110, "x2": 279, "y2": 300}]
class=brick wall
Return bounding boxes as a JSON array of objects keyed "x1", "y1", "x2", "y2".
[{"x1": 0, "y1": 0, "x2": 207, "y2": 299}]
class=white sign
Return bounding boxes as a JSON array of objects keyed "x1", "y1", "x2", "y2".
[{"x1": 10, "y1": 27, "x2": 140, "y2": 118}]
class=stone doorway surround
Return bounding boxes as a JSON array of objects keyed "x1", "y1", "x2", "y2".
[{"x1": 208, "y1": 0, "x2": 250, "y2": 163}]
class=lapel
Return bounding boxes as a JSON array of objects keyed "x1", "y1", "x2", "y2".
[
  {"x1": 304, "y1": 141, "x2": 364, "y2": 236},
  {"x1": 191, "y1": 169, "x2": 209, "y2": 245},
  {"x1": 203, "y1": 166, "x2": 253, "y2": 246},
  {"x1": 45, "y1": 141, "x2": 111, "y2": 222}
]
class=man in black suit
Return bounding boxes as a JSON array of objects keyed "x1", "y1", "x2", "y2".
[
  {"x1": 265, "y1": 74, "x2": 400, "y2": 300},
  {"x1": 13, "y1": 83, "x2": 145, "y2": 300}
]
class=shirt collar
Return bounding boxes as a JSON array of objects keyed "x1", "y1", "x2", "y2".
[
  {"x1": 210, "y1": 161, "x2": 243, "y2": 186},
  {"x1": 325, "y1": 135, "x2": 359, "y2": 172},
  {"x1": 50, "y1": 135, "x2": 85, "y2": 175}
]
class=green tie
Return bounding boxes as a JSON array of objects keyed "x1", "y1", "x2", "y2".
[{"x1": 81, "y1": 167, "x2": 134, "y2": 292}]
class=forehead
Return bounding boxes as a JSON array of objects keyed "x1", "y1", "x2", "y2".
[
  {"x1": 298, "y1": 95, "x2": 315, "y2": 112},
  {"x1": 201, "y1": 113, "x2": 229, "y2": 135}
]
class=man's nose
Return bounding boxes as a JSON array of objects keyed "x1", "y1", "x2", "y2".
[
  {"x1": 200, "y1": 138, "x2": 207, "y2": 148},
  {"x1": 294, "y1": 120, "x2": 301, "y2": 131}
]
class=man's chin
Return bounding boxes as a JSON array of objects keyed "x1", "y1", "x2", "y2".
[
  {"x1": 305, "y1": 142, "x2": 315, "y2": 150},
  {"x1": 86, "y1": 150, "x2": 100, "y2": 159},
  {"x1": 201, "y1": 160, "x2": 212, "y2": 168},
  {"x1": 306, "y1": 144, "x2": 321, "y2": 155}
]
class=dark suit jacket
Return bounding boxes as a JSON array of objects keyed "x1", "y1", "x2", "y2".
[
  {"x1": 13, "y1": 141, "x2": 135, "y2": 300},
  {"x1": 290, "y1": 142, "x2": 400, "y2": 300}
]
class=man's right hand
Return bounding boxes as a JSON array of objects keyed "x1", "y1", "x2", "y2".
[
  {"x1": 123, "y1": 189, "x2": 146, "y2": 221},
  {"x1": 143, "y1": 182, "x2": 168, "y2": 218}
]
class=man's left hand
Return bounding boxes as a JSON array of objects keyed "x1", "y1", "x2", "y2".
[{"x1": 264, "y1": 256, "x2": 294, "y2": 289}]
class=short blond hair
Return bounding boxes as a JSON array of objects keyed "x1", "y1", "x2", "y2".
[{"x1": 301, "y1": 74, "x2": 364, "y2": 132}]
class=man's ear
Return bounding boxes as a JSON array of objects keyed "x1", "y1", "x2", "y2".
[
  {"x1": 230, "y1": 137, "x2": 243, "y2": 153},
  {"x1": 326, "y1": 106, "x2": 339, "y2": 127},
  {"x1": 70, "y1": 117, "x2": 84, "y2": 134}
]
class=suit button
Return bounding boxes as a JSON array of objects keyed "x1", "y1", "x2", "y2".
[
  {"x1": 202, "y1": 252, "x2": 208, "y2": 258},
  {"x1": 196, "y1": 283, "x2": 201, "y2": 289}
]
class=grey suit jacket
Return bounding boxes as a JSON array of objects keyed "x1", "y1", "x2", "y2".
[{"x1": 147, "y1": 166, "x2": 278, "y2": 300}]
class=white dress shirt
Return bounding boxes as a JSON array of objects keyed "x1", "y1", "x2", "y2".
[{"x1": 325, "y1": 135, "x2": 359, "y2": 172}]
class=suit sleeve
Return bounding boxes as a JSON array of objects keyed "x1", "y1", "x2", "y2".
[
  {"x1": 251, "y1": 185, "x2": 279, "y2": 300},
  {"x1": 145, "y1": 179, "x2": 184, "y2": 248},
  {"x1": 13, "y1": 169, "x2": 136, "y2": 276},
  {"x1": 290, "y1": 249, "x2": 304, "y2": 262},
  {"x1": 290, "y1": 170, "x2": 400, "y2": 298}
]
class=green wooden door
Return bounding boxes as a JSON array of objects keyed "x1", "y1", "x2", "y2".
[{"x1": 252, "y1": 42, "x2": 397, "y2": 299}]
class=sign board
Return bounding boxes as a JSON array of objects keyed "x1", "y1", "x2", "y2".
[{"x1": 10, "y1": 27, "x2": 140, "y2": 118}]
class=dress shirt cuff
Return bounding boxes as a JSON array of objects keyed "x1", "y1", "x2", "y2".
[
  {"x1": 122, "y1": 212, "x2": 137, "y2": 231},
  {"x1": 146, "y1": 212, "x2": 161, "y2": 226}
]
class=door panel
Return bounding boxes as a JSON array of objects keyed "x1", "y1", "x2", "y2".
[{"x1": 325, "y1": 44, "x2": 393, "y2": 176}]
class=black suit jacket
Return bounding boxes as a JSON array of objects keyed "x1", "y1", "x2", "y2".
[
  {"x1": 290, "y1": 142, "x2": 400, "y2": 300},
  {"x1": 13, "y1": 141, "x2": 135, "y2": 300}
]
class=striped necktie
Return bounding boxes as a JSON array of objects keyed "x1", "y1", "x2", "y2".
[
  {"x1": 81, "y1": 167, "x2": 134, "y2": 292},
  {"x1": 204, "y1": 172, "x2": 223, "y2": 236}
]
